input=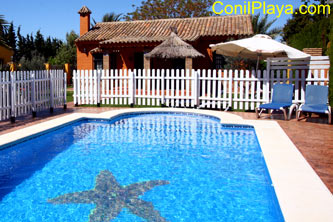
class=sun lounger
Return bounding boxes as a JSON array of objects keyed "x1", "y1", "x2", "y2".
[
  {"x1": 256, "y1": 84, "x2": 296, "y2": 120},
  {"x1": 297, "y1": 85, "x2": 331, "y2": 124}
]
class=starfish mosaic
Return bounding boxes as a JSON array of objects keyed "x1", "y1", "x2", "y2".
[{"x1": 48, "y1": 170, "x2": 170, "y2": 222}]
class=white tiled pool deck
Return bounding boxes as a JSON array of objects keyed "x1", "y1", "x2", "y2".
[{"x1": 0, "y1": 108, "x2": 332, "y2": 221}]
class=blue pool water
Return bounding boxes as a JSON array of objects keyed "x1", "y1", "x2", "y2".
[{"x1": 0, "y1": 113, "x2": 284, "y2": 221}]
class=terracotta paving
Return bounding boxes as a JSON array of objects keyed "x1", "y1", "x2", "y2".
[{"x1": 0, "y1": 104, "x2": 332, "y2": 193}]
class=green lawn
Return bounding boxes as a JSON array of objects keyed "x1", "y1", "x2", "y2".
[{"x1": 66, "y1": 91, "x2": 73, "y2": 103}]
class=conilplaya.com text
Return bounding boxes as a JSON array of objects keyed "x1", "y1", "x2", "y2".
[{"x1": 212, "y1": 1, "x2": 331, "y2": 18}]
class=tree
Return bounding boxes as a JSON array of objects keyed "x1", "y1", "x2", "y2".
[
  {"x1": 282, "y1": 5, "x2": 331, "y2": 51},
  {"x1": 301, "y1": 0, "x2": 329, "y2": 4},
  {"x1": 49, "y1": 31, "x2": 78, "y2": 67},
  {"x1": 26, "y1": 34, "x2": 35, "y2": 60},
  {"x1": 5, "y1": 23, "x2": 16, "y2": 50},
  {"x1": 19, "y1": 50, "x2": 45, "y2": 70},
  {"x1": 34, "y1": 30, "x2": 45, "y2": 56},
  {"x1": 43, "y1": 37, "x2": 62, "y2": 60},
  {"x1": 251, "y1": 13, "x2": 282, "y2": 39},
  {"x1": 1, "y1": 19, "x2": 63, "y2": 68},
  {"x1": 44, "y1": 37, "x2": 53, "y2": 59},
  {"x1": 125, "y1": 0, "x2": 214, "y2": 20},
  {"x1": 92, "y1": 12, "x2": 123, "y2": 27},
  {"x1": 16, "y1": 30, "x2": 35, "y2": 61},
  {"x1": 288, "y1": 18, "x2": 329, "y2": 51},
  {"x1": 0, "y1": 15, "x2": 8, "y2": 39},
  {"x1": 102, "y1": 12, "x2": 123, "y2": 22},
  {"x1": 282, "y1": 9, "x2": 313, "y2": 43},
  {"x1": 15, "y1": 26, "x2": 62, "y2": 64},
  {"x1": 16, "y1": 26, "x2": 25, "y2": 60}
]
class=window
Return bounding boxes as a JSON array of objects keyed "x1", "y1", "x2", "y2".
[
  {"x1": 110, "y1": 53, "x2": 117, "y2": 70},
  {"x1": 213, "y1": 52, "x2": 225, "y2": 69},
  {"x1": 134, "y1": 52, "x2": 144, "y2": 69},
  {"x1": 93, "y1": 54, "x2": 103, "y2": 70},
  {"x1": 172, "y1": 58, "x2": 185, "y2": 70}
]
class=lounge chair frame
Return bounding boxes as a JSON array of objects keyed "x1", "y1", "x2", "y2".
[
  {"x1": 296, "y1": 85, "x2": 331, "y2": 124},
  {"x1": 297, "y1": 105, "x2": 331, "y2": 124},
  {"x1": 256, "y1": 104, "x2": 297, "y2": 120}
]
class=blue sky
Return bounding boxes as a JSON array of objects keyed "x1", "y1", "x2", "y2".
[{"x1": 1, "y1": 0, "x2": 313, "y2": 41}]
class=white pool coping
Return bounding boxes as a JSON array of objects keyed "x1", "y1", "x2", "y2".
[{"x1": 0, "y1": 108, "x2": 332, "y2": 221}]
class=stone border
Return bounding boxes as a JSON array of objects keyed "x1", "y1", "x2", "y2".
[{"x1": 0, "y1": 108, "x2": 332, "y2": 221}]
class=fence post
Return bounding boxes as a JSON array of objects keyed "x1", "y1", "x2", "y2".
[
  {"x1": 161, "y1": 69, "x2": 165, "y2": 106},
  {"x1": 97, "y1": 70, "x2": 101, "y2": 107},
  {"x1": 64, "y1": 71, "x2": 67, "y2": 109},
  {"x1": 10, "y1": 72, "x2": 16, "y2": 123},
  {"x1": 73, "y1": 70, "x2": 78, "y2": 106},
  {"x1": 129, "y1": 70, "x2": 133, "y2": 106},
  {"x1": 129, "y1": 69, "x2": 135, "y2": 107},
  {"x1": 265, "y1": 58, "x2": 271, "y2": 103},
  {"x1": 31, "y1": 72, "x2": 37, "y2": 117},
  {"x1": 228, "y1": 70, "x2": 233, "y2": 111},
  {"x1": 194, "y1": 70, "x2": 200, "y2": 108},
  {"x1": 49, "y1": 71, "x2": 54, "y2": 113}
]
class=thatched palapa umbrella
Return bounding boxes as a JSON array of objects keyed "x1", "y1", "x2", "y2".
[{"x1": 144, "y1": 28, "x2": 204, "y2": 70}]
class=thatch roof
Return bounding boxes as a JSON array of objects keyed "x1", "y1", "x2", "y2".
[{"x1": 144, "y1": 31, "x2": 204, "y2": 59}]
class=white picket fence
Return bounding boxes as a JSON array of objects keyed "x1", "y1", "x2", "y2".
[
  {"x1": 73, "y1": 68, "x2": 329, "y2": 110},
  {"x1": 0, "y1": 70, "x2": 67, "y2": 122}
]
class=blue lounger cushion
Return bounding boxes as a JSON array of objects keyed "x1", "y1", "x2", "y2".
[
  {"x1": 259, "y1": 84, "x2": 294, "y2": 110},
  {"x1": 260, "y1": 103, "x2": 292, "y2": 110},
  {"x1": 304, "y1": 85, "x2": 328, "y2": 105},
  {"x1": 300, "y1": 104, "x2": 329, "y2": 114}
]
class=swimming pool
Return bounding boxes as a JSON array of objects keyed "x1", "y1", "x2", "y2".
[{"x1": 0, "y1": 113, "x2": 284, "y2": 221}]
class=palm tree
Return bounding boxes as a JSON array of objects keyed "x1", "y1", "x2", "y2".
[
  {"x1": 92, "y1": 12, "x2": 123, "y2": 27},
  {"x1": 251, "y1": 13, "x2": 282, "y2": 39},
  {"x1": 102, "y1": 12, "x2": 123, "y2": 22},
  {"x1": 0, "y1": 15, "x2": 9, "y2": 38}
]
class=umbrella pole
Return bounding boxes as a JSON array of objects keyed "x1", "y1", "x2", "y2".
[{"x1": 256, "y1": 55, "x2": 260, "y2": 75}]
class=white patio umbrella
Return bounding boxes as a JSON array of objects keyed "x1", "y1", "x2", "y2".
[{"x1": 210, "y1": 34, "x2": 311, "y2": 71}]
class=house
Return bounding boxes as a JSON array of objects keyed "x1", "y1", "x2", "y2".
[
  {"x1": 0, "y1": 39, "x2": 14, "y2": 68},
  {"x1": 75, "y1": 6, "x2": 253, "y2": 70}
]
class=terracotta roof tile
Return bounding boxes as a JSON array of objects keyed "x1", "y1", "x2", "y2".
[{"x1": 76, "y1": 15, "x2": 253, "y2": 44}]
